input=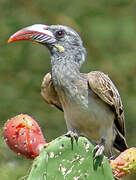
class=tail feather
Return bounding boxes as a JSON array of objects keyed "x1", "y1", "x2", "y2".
[{"x1": 113, "y1": 129, "x2": 128, "y2": 152}]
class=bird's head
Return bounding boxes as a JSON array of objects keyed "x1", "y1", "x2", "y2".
[{"x1": 8, "y1": 24, "x2": 86, "y2": 68}]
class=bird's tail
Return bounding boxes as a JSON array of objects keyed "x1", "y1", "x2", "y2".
[{"x1": 113, "y1": 129, "x2": 128, "y2": 152}]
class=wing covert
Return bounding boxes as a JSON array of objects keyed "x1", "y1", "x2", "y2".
[
  {"x1": 41, "y1": 72, "x2": 63, "y2": 111},
  {"x1": 87, "y1": 71, "x2": 125, "y2": 137}
]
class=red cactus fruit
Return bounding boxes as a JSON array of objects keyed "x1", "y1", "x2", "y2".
[
  {"x1": 110, "y1": 147, "x2": 136, "y2": 178},
  {"x1": 3, "y1": 114, "x2": 46, "y2": 159}
]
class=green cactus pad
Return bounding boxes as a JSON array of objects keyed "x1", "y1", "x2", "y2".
[{"x1": 27, "y1": 136, "x2": 114, "y2": 180}]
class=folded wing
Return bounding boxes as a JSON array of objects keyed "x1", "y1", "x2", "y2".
[
  {"x1": 41, "y1": 72, "x2": 63, "y2": 111},
  {"x1": 87, "y1": 71, "x2": 128, "y2": 151}
]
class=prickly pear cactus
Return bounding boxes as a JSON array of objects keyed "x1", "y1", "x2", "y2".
[{"x1": 27, "y1": 136, "x2": 114, "y2": 180}]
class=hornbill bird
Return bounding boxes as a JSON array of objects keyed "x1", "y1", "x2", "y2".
[{"x1": 8, "y1": 24, "x2": 128, "y2": 158}]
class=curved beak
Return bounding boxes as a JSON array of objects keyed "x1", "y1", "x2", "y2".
[{"x1": 8, "y1": 24, "x2": 56, "y2": 44}]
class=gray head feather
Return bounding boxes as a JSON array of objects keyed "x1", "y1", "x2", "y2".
[{"x1": 46, "y1": 25, "x2": 86, "y2": 69}]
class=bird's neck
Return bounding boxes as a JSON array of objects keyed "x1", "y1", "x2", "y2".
[
  {"x1": 51, "y1": 55, "x2": 80, "y2": 82},
  {"x1": 50, "y1": 45, "x2": 86, "y2": 91},
  {"x1": 50, "y1": 45, "x2": 86, "y2": 70},
  {"x1": 50, "y1": 50, "x2": 87, "y2": 108},
  {"x1": 50, "y1": 51, "x2": 85, "y2": 91}
]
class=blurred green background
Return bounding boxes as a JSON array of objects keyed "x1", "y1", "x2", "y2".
[{"x1": 0, "y1": 0, "x2": 136, "y2": 179}]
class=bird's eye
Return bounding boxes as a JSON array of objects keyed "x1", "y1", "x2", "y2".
[{"x1": 56, "y1": 30, "x2": 65, "y2": 38}]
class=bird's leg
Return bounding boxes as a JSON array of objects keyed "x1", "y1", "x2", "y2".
[
  {"x1": 65, "y1": 131, "x2": 79, "y2": 150},
  {"x1": 93, "y1": 138, "x2": 105, "y2": 159},
  {"x1": 92, "y1": 138, "x2": 105, "y2": 169}
]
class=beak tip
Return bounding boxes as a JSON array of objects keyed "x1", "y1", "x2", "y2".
[
  {"x1": 8, "y1": 34, "x2": 16, "y2": 43},
  {"x1": 8, "y1": 33, "x2": 22, "y2": 43},
  {"x1": 8, "y1": 38, "x2": 12, "y2": 43}
]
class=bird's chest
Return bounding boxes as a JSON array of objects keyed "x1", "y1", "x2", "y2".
[
  {"x1": 52, "y1": 65, "x2": 88, "y2": 107},
  {"x1": 63, "y1": 93, "x2": 114, "y2": 142},
  {"x1": 53, "y1": 73, "x2": 88, "y2": 109},
  {"x1": 57, "y1": 80, "x2": 113, "y2": 139},
  {"x1": 53, "y1": 72, "x2": 108, "y2": 125}
]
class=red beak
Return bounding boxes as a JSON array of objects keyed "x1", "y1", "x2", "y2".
[
  {"x1": 8, "y1": 24, "x2": 56, "y2": 44},
  {"x1": 8, "y1": 30, "x2": 35, "y2": 43}
]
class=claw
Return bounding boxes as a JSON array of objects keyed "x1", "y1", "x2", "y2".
[
  {"x1": 65, "y1": 131, "x2": 79, "y2": 149},
  {"x1": 93, "y1": 144, "x2": 104, "y2": 169},
  {"x1": 92, "y1": 139, "x2": 105, "y2": 169},
  {"x1": 109, "y1": 155, "x2": 115, "y2": 160},
  {"x1": 93, "y1": 144, "x2": 105, "y2": 159}
]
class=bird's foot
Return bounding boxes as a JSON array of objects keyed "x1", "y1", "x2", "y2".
[
  {"x1": 93, "y1": 144, "x2": 104, "y2": 159},
  {"x1": 92, "y1": 139, "x2": 105, "y2": 169},
  {"x1": 65, "y1": 131, "x2": 79, "y2": 149},
  {"x1": 109, "y1": 155, "x2": 115, "y2": 160}
]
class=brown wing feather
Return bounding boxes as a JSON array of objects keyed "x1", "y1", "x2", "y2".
[
  {"x1": 87, "y1": 71, "x2": 125, "y2": 137},
  {"x1": 87, "y1": 71, "x2": 128, "y2": 151},
  {"x1": 41, "y1": 72, "x2": 63, "y2": 111}
]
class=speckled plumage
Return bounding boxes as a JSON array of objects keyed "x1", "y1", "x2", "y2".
[{"x1": 9, "y1": 24, "x2": 128, "y2": 157}]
